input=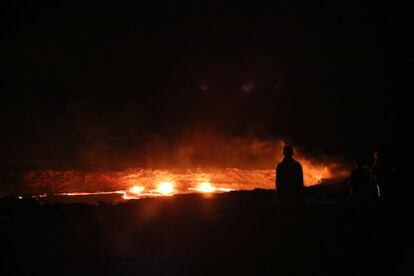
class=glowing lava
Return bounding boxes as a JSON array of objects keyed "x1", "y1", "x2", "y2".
[
  {"x1": 195, "y1": 182, "x2": 216, "y2": 193},
  {"x1": 157, "y1": 181, "x2": 174, "y2": 195},
  {"x1": 129, "y1": 185, "x2": 145, "y2": 194}
]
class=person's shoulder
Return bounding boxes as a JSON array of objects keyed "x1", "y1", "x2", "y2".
[
  {"x1": 276, "y1": 160, "x2": 287, "y2": 169},
  {"x1": 278, "y1": 159, "x2": 287, "y2": 165},
  {"x1": 293, "y1": 159, "x2": 302, "y2": 167}
]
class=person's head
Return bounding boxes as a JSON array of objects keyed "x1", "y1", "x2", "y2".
[
  {"x1": 283, "y1": 145, "x2": 294, "y2": 157},
  {"x1": 373, "y1": 150, "x2": 379, "y2": 161}
]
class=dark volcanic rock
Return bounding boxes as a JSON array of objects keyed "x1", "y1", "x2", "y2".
[{"x1": 0, "y1": 190, "x2": 412, "y2": 275}]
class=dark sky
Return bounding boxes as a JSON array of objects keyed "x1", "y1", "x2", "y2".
[{"x1": 0, "y1": 2, "x2": 409, "y2": 169}]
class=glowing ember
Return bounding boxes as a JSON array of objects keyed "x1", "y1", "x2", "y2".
[
  {"x1": 129, "y1": 185, "x2": 145, "y2": 194},
  {"x1": 195, "y1": 182, "x2": 216, "y2": 193},
  {"x1": 157, "y1": 181, "x2": 174, "y2": 195}
]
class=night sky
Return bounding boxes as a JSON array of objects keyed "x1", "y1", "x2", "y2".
[{"x1": 0, "y1": 3, "x2": 409, "y2": 170}]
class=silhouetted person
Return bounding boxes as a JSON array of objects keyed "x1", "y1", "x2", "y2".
[
  {"x1": 275, "y1": 145, "x2": 304, "y2": 215},
  {"x1": 349, "y1": 158, "x2": 376, "y2": 206},
  {"x1": 370, "y1": 150, "x2": 385, "y2": 200},
  {"x1": 370, "y1": 149, "x2": 397, "y2": 202}
]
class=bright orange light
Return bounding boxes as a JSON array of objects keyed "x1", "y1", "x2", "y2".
[
  {"x1": 157, "y1": 181, "x2": 174, "y2": 195},
  {"x1": 196, "y1": 182, "x2": 216, "y2": 193},
  {"x1": 129, "y1": 185, "x2": 145, "y2": 194}
]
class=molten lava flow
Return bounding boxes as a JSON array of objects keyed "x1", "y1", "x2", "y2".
[
  {"x1": 194, "y1": 182, "x2": 216, "y2": 193},
  {"x1": 129, "y1": 185, "x2": 145, "y2": 194},
  {"x1": 23, "y1": 163, "x2": 346, "y2": 202},
  {"x1": 16, "y1": 138, "x2": 349, "y2": 203},
  {"x1": 156, "y1": 181, "x2": 174, "y2": 195}
]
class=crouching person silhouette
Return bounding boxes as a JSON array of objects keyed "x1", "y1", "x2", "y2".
[{"x1": 275, "y1": 145, "x2": 304, "y2": 217}]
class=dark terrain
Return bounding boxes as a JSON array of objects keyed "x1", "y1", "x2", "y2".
[{"x1": 1, "y1": 187, "x2": 413, "y2": 276}]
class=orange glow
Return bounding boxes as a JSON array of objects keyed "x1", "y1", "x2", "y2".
[
  {"x1": 195, "y1": 182, "x2": 216, "y2": 193},
  {"x1": 129, "y1": 185, "x2": 145, "y2": 194},
  {"x1": 157, "y1": 181, "x2": 174, "y2": 195},
  {"x1": 20, "y1": 139, "x2": 349, "y2": 200},
  {"x1": 26, "y1": 165, "x2": 346, "y2": 200},
  {"x1": 55, "y1": 191, "x2": 125, "y2": 196}
]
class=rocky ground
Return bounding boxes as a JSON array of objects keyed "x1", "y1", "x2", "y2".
[{"x1": 1, "y1": 187, "x2": 413, "y2": 275}]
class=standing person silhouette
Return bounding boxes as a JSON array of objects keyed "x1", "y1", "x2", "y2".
[
  {"x1": 275, "y1": 145, "x2": 304, "y2": 216},
  {"x1": 349, "y1": 158, "x2": 375, "y2": 205},
  {"x1": 370, "y1": 150, "x2": 383, "y2": 200}
]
